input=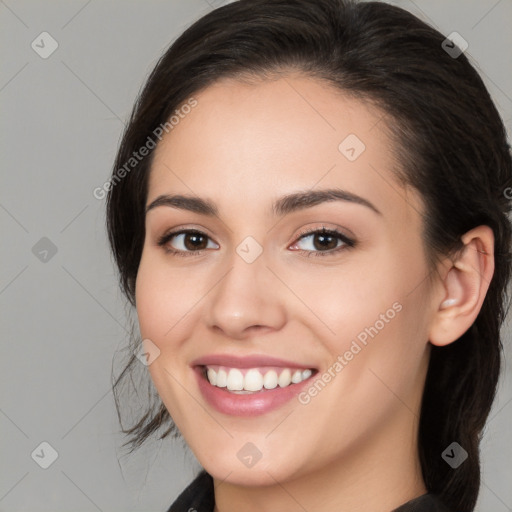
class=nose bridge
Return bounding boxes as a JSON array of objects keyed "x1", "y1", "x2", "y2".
[{"x1": 203, "y1": 245, "x2": 286, "y2": 338}]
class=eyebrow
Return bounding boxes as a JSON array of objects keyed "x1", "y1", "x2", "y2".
[{"x1": 145, "y1": 188, "x2": 381, "y2": 217}]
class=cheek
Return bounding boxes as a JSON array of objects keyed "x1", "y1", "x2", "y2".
[
  {"x1": 299, "y1": 243, "x2": 430, "y2": 360},
  {"x1": 134, "y1": 252, "x2": 185, "y2": 344},
  {"x1": 135, "y1": 251, "x2": 212, "y2": 349},
  {"x1": 135, "y1": 258, "x2": 167, "y2": 340}
]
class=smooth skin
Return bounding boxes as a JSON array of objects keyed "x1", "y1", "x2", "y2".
[{"x1": 135, "y1": 75, "x2": 494, "y2": 512}]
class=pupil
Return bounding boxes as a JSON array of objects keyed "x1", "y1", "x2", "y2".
[
  {"x1": 185, "y1": 233, "x2": 206, "y2": 250},
  {"x1": 315, "y1": 233, "x2": 336, "y2": 250}
]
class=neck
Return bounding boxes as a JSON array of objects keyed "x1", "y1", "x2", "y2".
[{"x1": 212, "y1": 410, "x2": 427, "y2": 512}]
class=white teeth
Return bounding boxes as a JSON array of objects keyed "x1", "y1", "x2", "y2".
[
  {"x1": 278, "y1": 368, "x2": 291, "y2": 387},
  {"x1": 263, "y1": 370, "x2": 278, "y2": 389},
  {"x1": 207, "y1": 368, "x2": 217, "y2": 386},
  {"x1": 205, "y1": 366, "x2": 314, "y2": 392},
  {"x1": 216, "y1": 369, "x2": 227, "y2": 387},
  {"x1": 291, "y1": 370, "x2": 302, "y2": 384},
  {"x1": 226, "y1": 368, "x2": 244, "y2": 391},
  {"x1": 244, "y1": 369, "x2": 264, "y2": 391}
]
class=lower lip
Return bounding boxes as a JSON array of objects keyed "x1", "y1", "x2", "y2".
[{"x1": 194, "y1": 367, "x2": 314, "y2": 417}]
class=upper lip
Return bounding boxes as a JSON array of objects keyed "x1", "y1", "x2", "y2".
[{"x1": 191, "y1": 353, "x2": 316, "y2": 370}]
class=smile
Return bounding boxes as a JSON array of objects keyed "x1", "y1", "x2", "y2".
[
  {"x1": 191, "y1": 354, "x2": 318, "y2": 416},
  {"x1": 204, "y1": 365, "x2": 313, "y2": 393}
]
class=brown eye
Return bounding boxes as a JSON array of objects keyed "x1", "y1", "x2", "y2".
[
  {"x1": 291, "y1": 228, "x2": 355, "y2": 256},
  {"x1": 311, "y1": 232, "x2": 339, "y2": 251},
  {"x1": 158, "y1": 230, "x2": 219, "y2": 254},
  {"x1": 182, "y1": 232, "x2": 208, "y2": 250}
]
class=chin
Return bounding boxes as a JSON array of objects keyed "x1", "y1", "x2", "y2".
[{"x1": 196, "y1": 442, "x2": 310, "y2": 488}]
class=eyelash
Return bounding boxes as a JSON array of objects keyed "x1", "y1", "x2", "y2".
[{"x1": 157, "y1": 226, "x2": 356, "y2": 258}]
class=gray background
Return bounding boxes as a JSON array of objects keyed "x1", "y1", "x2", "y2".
[{"x1": 1, "y1": 0, "x2": 511, "y2": 511}]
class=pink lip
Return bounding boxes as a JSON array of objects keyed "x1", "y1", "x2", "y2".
[
  {"x1": 194, "y1": 368, "x2": 315, "y2": 416},
  {"x1": 191, "y1": 353, "x2": 315, "y2": 369},
  {"x1": 191, "y1": 354, "x2": 317, "y2": 417}
]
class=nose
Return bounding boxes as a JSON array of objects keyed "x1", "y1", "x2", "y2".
[{"x1": 203, "y1": 249, "x2": 287, "y2": 340}]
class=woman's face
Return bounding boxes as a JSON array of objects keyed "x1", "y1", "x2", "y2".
[{"x1": 136, "y1": 75, "x2": 439, "y2": 485}]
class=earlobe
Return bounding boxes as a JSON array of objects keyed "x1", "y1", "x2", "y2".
[{"x1": 429, "y1": 226, "x2": 495, "y2": 347}]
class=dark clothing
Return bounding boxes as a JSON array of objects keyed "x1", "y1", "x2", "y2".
[{"x1": 167, "y1": 470, "x2": 452, "y2": 512}]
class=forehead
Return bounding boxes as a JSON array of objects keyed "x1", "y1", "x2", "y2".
[{"x1": 147, "y1": 75, "x2": 420, "y2": 221}]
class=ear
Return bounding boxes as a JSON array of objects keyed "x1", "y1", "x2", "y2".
[{"x1": 429, "y1": 226, "x2": 495, "y2": 347}]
